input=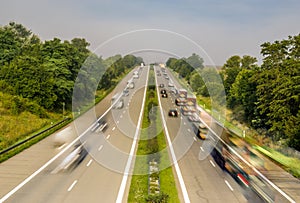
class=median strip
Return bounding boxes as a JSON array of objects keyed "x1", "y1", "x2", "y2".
[{"x1": 128, "y1": 66, "x2": 180, "y2": 203}]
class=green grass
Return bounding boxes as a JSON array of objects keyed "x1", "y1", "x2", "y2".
[
  {"x1": 0, "y1": 70, "x2": 127, "y2": 160},
  {"x1": 0, "y1": 117, "x2": 71, "y2": 163},
  {"x1": 255, "y1": 146, "x2": 300, "y2": 178},
  {"x1": 128, "y1": 67, "x2": 179, "y2": 203}
]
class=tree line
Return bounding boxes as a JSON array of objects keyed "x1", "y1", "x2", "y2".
[
  {"x1": 0, "y1": 22, "x2": 142, "y2": 116},
  {"x1": 166, "y1": 34, "x2": 300, "y2": 150}
]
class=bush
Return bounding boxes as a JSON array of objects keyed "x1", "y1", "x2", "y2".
[{"x1": 146, "y1": 192, "x2": 169, "y2": 203}]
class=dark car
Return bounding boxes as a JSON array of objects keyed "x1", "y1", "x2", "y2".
[
  {"x1": 159, "y1": 84, "x2": 164, "y2": 88},
  {"x1": 162, "y1": 93, "x2": 168, "y2": 98},
  {"x1": 168, "y1": 109, "x2": 179, "y2": 117},
  {"x1": 160, "y1": 89, "x2": 167, "y2": 94}
]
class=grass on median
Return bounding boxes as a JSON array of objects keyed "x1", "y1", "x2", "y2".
[{"x1": 128, "y1": 67, "x2": 179, "y2": 203}]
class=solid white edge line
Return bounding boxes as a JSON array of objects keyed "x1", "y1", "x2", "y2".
[
  {"x1": 116, "y1": 66, "x2": 149, "y2": 203},
  {"x1": 67, "y1": 180, "x2": 78, "y2": 192},
  {"x1": 0, "y1": 69, "x2": 131, "y2": 202},
  {"x1": 154, "y1": 66, "x2": 191, "y2": 203},
  {"x1": 86, "y1": 159, "x2": 93, "y2": 167},
  {"x1": 225, "y1": 180, "x2": 234, "y2": 191}
]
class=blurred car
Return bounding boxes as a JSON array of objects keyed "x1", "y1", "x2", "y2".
[
  {"x1": 159, "y1": 84, "x2": 164, "y2": 88},
  {"x1": 123, "y1": 89, "x2": 129, "y2": 96},
  {"x1": 53, "y1": 127, "x2": 73, "y2": 147},
  {"x1": 188, "y1": 113, "x2": 201, "y2": 122},
  {"x1": 73, "y1": 144, "x2": 88, "y2": 165},
  {"x1": 160, "y1": 89, "x2": 167, "y2": 94},
  {"x1": 95, "y1": 120, "x2": 108, "y2": 132},
  {"x1": 192, "y1": 122, "x2": 207, "y2": 140},
  {"x1": 113, "y1": 99, "x2": 124, "y2": 109},
  {"x1": 127, "y1": 81, "x2": 135, "y2": 89},
  {"x1": 168, "y1": 109, "x2": 179, "y2": 117},
  {"x1": 168, "y1": 82, "x2": 174, "y2": 87},
  {"x1": 162, "y1": 93, "x2": 168, "y2": 98}
]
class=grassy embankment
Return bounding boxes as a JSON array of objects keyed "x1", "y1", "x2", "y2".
[
  {"x1": 128, "y1": 67, "x2": 179, "y2": 202},
  {"x1": 0, "y1": 68, "x2": 132, "y2": 163}
]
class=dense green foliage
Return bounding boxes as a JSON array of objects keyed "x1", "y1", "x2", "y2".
[
  {"x1": 0, "y1": 22, "x2": 142, "y2": 113},
  {"x1": 222, "y1": 35, "x2": 300, "y2": 150},
  {"x1": 166, "y1": 54, "x2": 225, "y2": 103}
]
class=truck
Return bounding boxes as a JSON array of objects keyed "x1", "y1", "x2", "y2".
[{"x1": 175, "y1": 89, "x2": 188, "y2": 106}]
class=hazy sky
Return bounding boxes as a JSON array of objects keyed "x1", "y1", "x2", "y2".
[{"x1": 1, "y1": 0, "x2": 300, "y2": 65}]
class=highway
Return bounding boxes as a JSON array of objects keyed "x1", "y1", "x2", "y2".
[
  {"x1": 0, "y1": 64, "x2": 298, "y2": 203},
  {"x1": 0, "y1": 66, "x2": 149, "y2": 203}
]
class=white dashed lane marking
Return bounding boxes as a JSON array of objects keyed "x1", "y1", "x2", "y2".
[
  {"x1": 67, "y1": 180, "x2": 78, "y2": 192},
  {"x1": 225, "y1": 180, "x2": 234, "y2": 191},
  {"x1": 209, "y1": 160, "x2": 216, "y2": 167},
  {"x1": 86, "y1": 159, "x2": 93, "y2": 167}
]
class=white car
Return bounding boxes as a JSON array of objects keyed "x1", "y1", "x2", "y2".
[
  {"x1": 168, "y1": 83, "x2": 174, "y2": 87},
  {"x1": 113, "y1": 99, "x2": 124, "y2": 109}
]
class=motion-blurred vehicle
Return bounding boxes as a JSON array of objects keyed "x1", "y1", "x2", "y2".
[
  {"x1": 192, "y1": 122, "x2": 207, "y2": 140},
  {"x1": 53, "y1": 127, "x2": 73, "y2": 147},
  {"x1": 188, "y1": 113, "x2": 201, "y2": 122},
  {"x1": 170, "y1": 87, "x2": 178, "y2": 95},
  {"x1": 127, "y1": 81, "x2": 135, "y2": 89},
  {"x1": 162, "y1": 93, "x2": 168, "y2": 98},
  {"x1": 159, "y1": 84, "x2": 164, "y2": 88},
  {"x1": 160, "y1": 89, "x2": 167, "y2": 94},
  {"x1": 91, "y1": 120, "x2": 108, "y2": 132},
  {"x1": 113, "y1": 99, "x2": 124, "y2": 109},
  {"x1": 181, "y1": 106, "x2": 196, "y2": 116},
  {"x1": 72, "y1": 144, "x2": 88, "y2": 165},
  {"x1": 168, "y1": 82, "x2": 174, "y2": 87},
  {"x1": 123, "y1": 89, "x2": 129, "y2": 96},
  {"x1": 168, "y1": 109, "x2": 179, "y2": 117}
]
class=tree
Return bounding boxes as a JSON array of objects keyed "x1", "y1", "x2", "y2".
[
  {"x1": 255, "y1": 34, "x2": 300, "y2": 148},
  {"x1": 230, "y1": 68, "x2": 258, "y2": 123},
  {"x1": 185, "y1": 53, "x2": 204, "y2": 69}
]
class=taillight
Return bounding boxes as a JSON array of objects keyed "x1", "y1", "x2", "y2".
[{"x1": 237, "y1": 173, "x2": 249, "y2": 187}]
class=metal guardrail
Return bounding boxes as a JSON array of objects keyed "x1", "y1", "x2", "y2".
[{"x1": 0, "y1": 117, "x2": 71, "y2": 155}]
